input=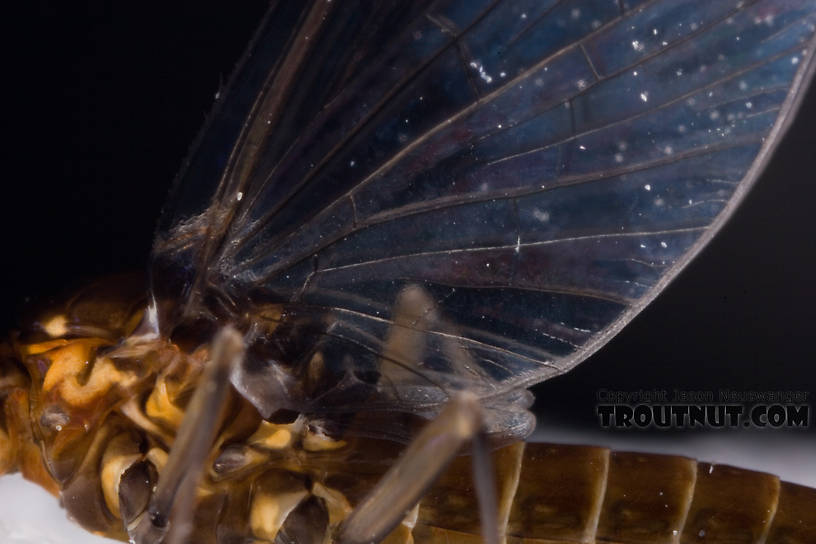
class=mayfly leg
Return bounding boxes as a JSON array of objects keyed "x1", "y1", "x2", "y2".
[
  {"x1": 338, "y1": 284, "x2": 501, "y2": 544},
  {"x1": 130, "y1": 325, "x2": 245, "y2": 544},
  {"x1": 336, "y1": 392, "x2": 500, "y2": 544},
  {"x1": 472, "y1": 430, "x2": 500, "y2": 544}
]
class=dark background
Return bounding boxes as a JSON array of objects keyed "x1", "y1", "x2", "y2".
[{"x1": 8, "y1": 3, "x2": 816, "y2": 443}]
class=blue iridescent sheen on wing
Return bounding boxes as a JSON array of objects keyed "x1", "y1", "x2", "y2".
[{"x1": 151, "y1": 0, "x2": 816, "y2": 431}]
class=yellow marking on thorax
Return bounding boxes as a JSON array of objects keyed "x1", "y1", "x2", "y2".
[
  {"x1": 100, "y1": 433, "x2": 142, "y2": 518},
  {"x1": 146, "y1": 447, "x2": 168, "y2": 473},
  {"x1": 250, "y1": 471, "x2": 309, "y2": 540},
  {"x1": 20, "y1": 338, "x2": 70, "y2": 356},
  {"x1": 312, "y1": 481, "x2": 353, "y2": 528},
  {"x1": 42, "y1": 315, "x2": 68, "y2": 337},
  {"x1": 249, "y1": 420, "x2": 298, "y2": 450},
  {"x1": 40, "y1": 339, "x2": 140, "y2": 407},
  {"x1": 119, "y1": 397, "x2": 175, "y2": 444},
  {"x1": 145, "y1": 378, "x2": 186, "y2": 430}
]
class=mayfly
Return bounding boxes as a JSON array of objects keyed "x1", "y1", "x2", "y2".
[{"x1": 2, "y1": 1, "x2": 816, "y2": 543}]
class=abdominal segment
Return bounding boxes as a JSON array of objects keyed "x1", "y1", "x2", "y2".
[{"x1": 417, "y1": 442, "x2": 815, "y2": 544}]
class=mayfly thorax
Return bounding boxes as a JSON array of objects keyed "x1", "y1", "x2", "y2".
[{"x1": 3, "y1": 1, "x2": 816, "y2": 543}]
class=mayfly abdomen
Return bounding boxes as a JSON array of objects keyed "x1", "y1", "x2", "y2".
[{"x1": 415, "y1": 442, "x2": 816, "y2": 544}]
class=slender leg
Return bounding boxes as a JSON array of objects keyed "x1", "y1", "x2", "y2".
[
  {"x1": 340, "y1": 284, "x2": 501, "y2": 543},
  {"x1": 472, "y1": 430, "x2": 500, "y2": 544},
  {"x1": 336, "y1": 391, "x2": 499, "y2": 544},
  {"x1": 130, "y1": 326, "x2": 245, "y2": 544}
]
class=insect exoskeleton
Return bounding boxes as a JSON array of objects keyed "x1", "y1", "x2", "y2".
[
  {"x1": 2, "y1": 277, "x2": 815, "y2": 543},
  {"x1": 5, "y1": 0, "x2": 816, "y2": 542},
  {"x1": 0, "y1": 277, "x2": 374, "y2": 541}
]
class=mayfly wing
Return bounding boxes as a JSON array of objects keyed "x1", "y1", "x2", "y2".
[{"x1": 151, "y1": 1, "x2": 816, "y2": 435}]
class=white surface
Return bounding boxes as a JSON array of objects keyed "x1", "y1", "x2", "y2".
[{"x1": 0, "y1": 473, "x2": 116, "y2": 543}]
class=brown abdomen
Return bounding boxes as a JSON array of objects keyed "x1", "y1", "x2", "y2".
[{"x1": 415, "y1": 443, "x2": 815, "y2": 544}]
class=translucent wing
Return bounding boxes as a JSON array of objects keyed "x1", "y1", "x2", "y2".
[{"x1": 151, "y1": 0, "x2": 816, "y2": 433}]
